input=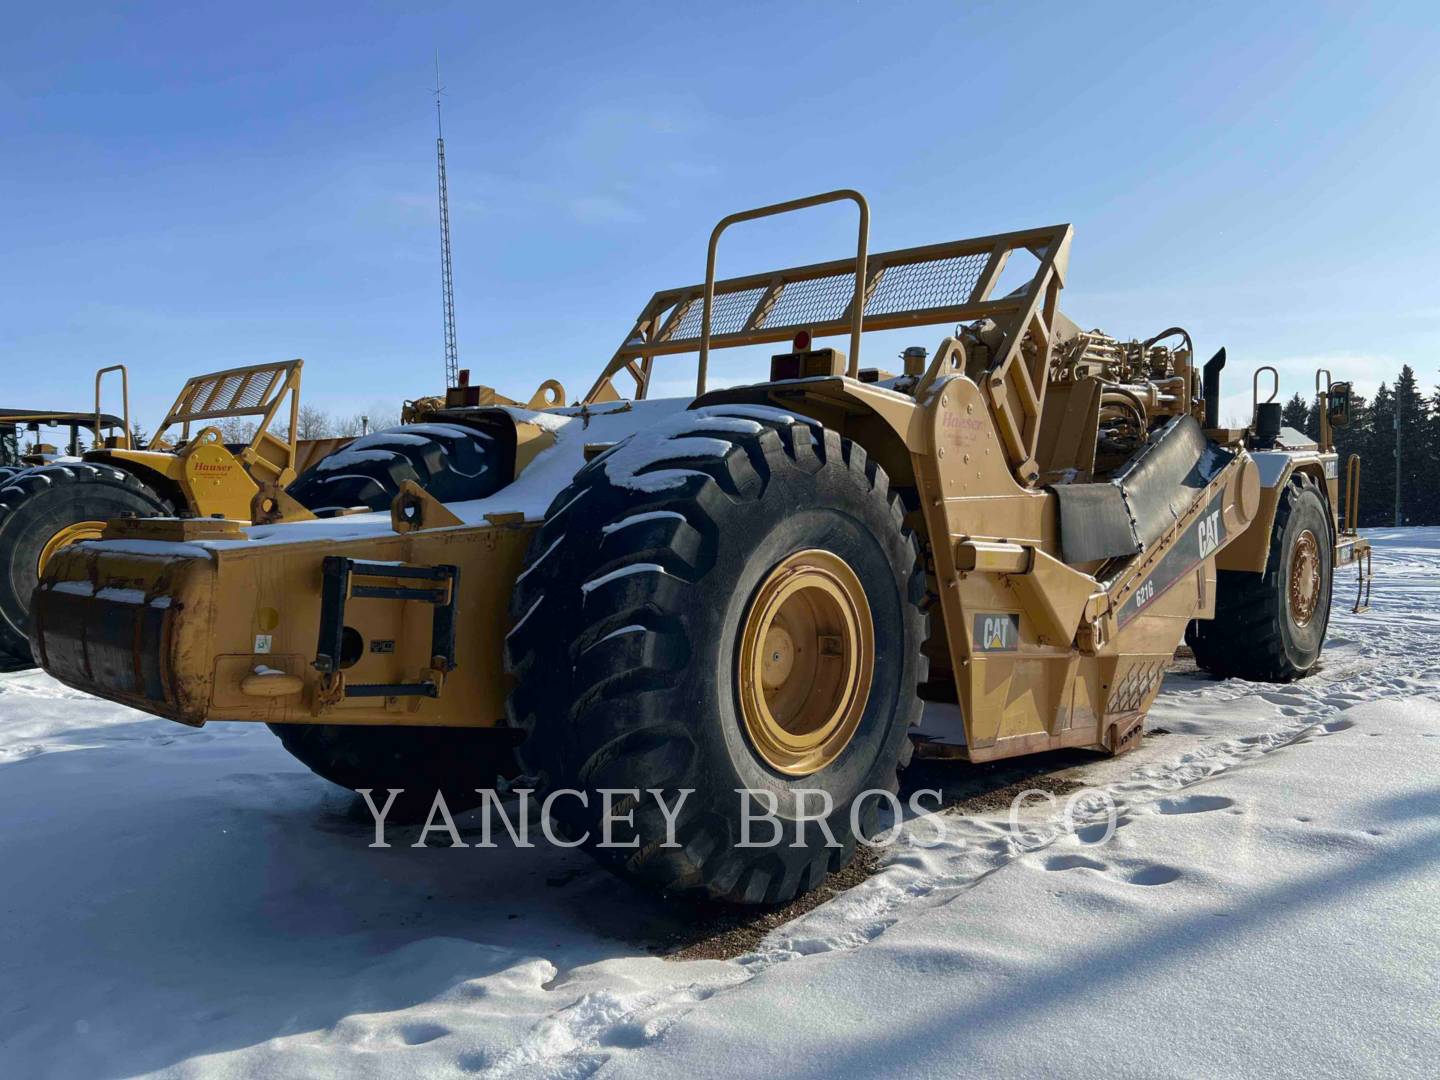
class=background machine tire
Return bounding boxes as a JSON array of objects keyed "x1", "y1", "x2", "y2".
[
  {"x1": 0, "y1": 463, "x2": 172, "y2": 663},
  {"x1": 265, "y1": 723, "x2": 519, "y2": 822},
  {"x1": 288, "y1": 423, "x2": 505, "y2": 514},
  {"x1": 506, "y1": 406, "x2": 928, "y2": 905},
  {"x1": 1187, "y1": 473, "x2": 1333, "y2": 682}
]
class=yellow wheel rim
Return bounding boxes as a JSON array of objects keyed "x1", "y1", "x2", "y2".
[
  {"x1": 37, "y1": 521, "x2": 106, "y2": 576},
  {"x1": 1290, "y1": 529, "x2": 1321, "y2": 627},
  {"x1": 738, "y1": 549, "x2": 874, "y2": 777}
]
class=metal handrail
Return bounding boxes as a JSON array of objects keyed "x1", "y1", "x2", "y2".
[
  {"x1": 94, "y1": 365, "x2": 131, "y2": 449},
  {"x1": 1252, "y1": 365, "x2": 1278, "y2": 415},
  {"x1": 1345, "y1": 453, "x2": 1362, "y2": 535},
  {"x1": 698, "y1": 189, "x2": 869, "y2": 395},
  {"x1": 150, "y1": 359, "x2": 304, "y2": 486}
]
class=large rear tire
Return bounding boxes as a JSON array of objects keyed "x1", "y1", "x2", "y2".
[
  {"x1": 1187, "y1": 473, "x2": 1333, "y2": 681},
  {"x1": 287, "y1": 423, "x2": 504, "y2": 514},
  {"x1": 506, "y1": 406, "x2": 927, "y2": 905},
  {"x1": 0, "y1": 463, "x2": 171, "y2": 663},
  {"x1": 265, "y1": 723, "x2": 520, "y2": 821}
]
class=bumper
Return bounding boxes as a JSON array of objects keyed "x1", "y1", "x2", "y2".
[
  {"x1": 32, "y1": 519, "x2": 533, "y2": 728},
  {"x1": 32, "y1": 544, "x2": 216, "y2": 724}
]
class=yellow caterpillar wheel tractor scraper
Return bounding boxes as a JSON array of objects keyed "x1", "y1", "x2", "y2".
[
  {"x1": 0, "y1": 359, "x2": 349, "y2": 664},
  {"x1": 31, "y1": 192, "x2": 1374, "y2": 905}
]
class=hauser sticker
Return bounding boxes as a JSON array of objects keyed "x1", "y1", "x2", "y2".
[{"x1": 974, "y1": 613, "x2": 1020, "y2": 652}]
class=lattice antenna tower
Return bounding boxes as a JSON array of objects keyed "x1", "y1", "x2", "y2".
[{"x1": 434, "y1": 54, "x2": 459, "y2": 388}]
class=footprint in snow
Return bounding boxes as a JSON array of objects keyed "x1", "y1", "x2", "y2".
[
  {"x1": 1042, "y1": 854, "x2": 1107, "y2": 872},
  {"x1": 1074, "y1": 818, "x2": 1128, "y2": 844},
  {"x1": 1039, "y1": 853, "x2": 1182, "y2": 887},
  {"x1": 600, "y1": 1020, "x2": 660, "y2": 1049},
  {"x1": 1125, "y1": 864, "x2": 1183, "y2": 886},
  {"x1": 1259, "y1": 689, "x2": 1307, "y2": 707},
  {"x1": 456, "y1": 1049, "x2": 491, "y2": 1073},
  {"x1": 398, "y1": 1022, "x2": 450, "y2": 1046},
  {"x1": 1153, "y1": 794, "x2": 1234, "y2": 815}
]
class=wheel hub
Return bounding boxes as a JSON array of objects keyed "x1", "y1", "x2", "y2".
[
  {"x1": 37, "y1": 521, "x2": 106, "y2": 576},
  {"x1": 1290, "y1": 529, "x2": 1321, "y2": 627},
  {"x1": 738, "y1": 549, "x2": 874, "y2": 776}
]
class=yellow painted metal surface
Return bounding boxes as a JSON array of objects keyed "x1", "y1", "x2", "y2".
[
  {"x1": 80, "y1": 359, "x2": 335, "y2": 526},
  {"x1": 1215, "y1": 453, "x2": 1328, "y2": 575},
  {"x1": 737, "y1": 549, "x2": 874, "y2": 776},
  {"x1": 705, "y1": 371, "x2": 1258, "y2": 761},
  {"x1": 36, "y1": 520, "x2": 106, "y2": 575},
  {"x1": 34, "y1": 517, "x2": 533, "y2": 728}
]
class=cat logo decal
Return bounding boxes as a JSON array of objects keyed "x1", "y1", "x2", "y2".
[
  {"x1": 974, "y1": 613, "x2": 1020, "y2": 652},
  {"x1": 1198, "y1": 509, "x2": 1221, "y2": 559}
]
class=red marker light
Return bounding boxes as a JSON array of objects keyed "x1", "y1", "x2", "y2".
[{"x1": 792, "y1": 330, "x2": 812, "y2": 351}]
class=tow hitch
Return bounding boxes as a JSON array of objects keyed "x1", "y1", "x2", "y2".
[{"x1": 313, "y1": 556, "x2": 460, "y2": 704}]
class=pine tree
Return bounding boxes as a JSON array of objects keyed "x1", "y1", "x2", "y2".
[
  {"x1": 1362, "y1": 383, "x2": 1395, "y2": 527},
  {"x1": 1424, "y1": 385, "x2": 1440, "y2": 525},
  {"x1": 1304, "y1": 398, "x2": 1321, "y2": 443},
  {"x1": 1394, "y1": 366, "x2": 1428, "y2": 527},
  {"x1": 1281, "y1": 393, "x2": 1310, "y2": 434}
]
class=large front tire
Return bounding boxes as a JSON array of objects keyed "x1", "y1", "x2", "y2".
[
  {"x1": 0, "y1": 463, "x2": 171, "y2": 662},
  {"x1": 506, "y1": 406, "x2": 927, "y2": 905},
  {"x1": 1187, "y1": 473, "x2": 1333, "y2": 681}
]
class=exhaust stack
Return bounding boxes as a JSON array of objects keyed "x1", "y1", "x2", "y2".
[{"x1": 1202, "y1": 347, "x2": 1226, "y2": 429}]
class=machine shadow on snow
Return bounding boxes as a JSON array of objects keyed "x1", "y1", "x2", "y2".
[
  {"x1": 0, "y1": 734, "x2": 687, "y2": 1076},
  {"x1": 0, "y1": 711, "x2": 1125, "y2": 1078},
  {"x1": 322, "y1": 735, "x2": 1116, "y2": 963}
]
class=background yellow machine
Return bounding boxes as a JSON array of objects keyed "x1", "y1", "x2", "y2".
[
  {"x1": 0, "y1": 407, "x2": 128, "y2": 481},
  {"x1": 0, "y1": 358, "x2": 344, "y2": 663},
  {"x1": 31, "y1": 192, "x2": 1372, "y2": 904}
]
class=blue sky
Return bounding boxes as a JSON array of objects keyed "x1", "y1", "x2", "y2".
[{"x1": 2, "y1": 1, "x2": 1436, "y2": 430}]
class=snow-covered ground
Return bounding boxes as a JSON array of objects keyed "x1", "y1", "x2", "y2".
[{"x1": 1, "y1": 530, "x2": 1436, "y2": 1079}]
